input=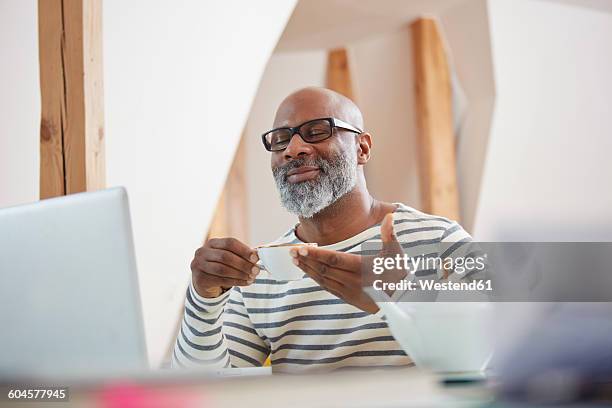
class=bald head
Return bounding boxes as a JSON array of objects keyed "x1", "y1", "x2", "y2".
[{"x1": 273, "y1": 87, "x2": 364, "y2": 130}]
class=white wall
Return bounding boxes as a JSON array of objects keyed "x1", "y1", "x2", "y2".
[
  {"x1": 474, "y1": 0, "x2": 612, "y2": 240},
  {"x1": 103, "y1": 0, "x2": 296, "y2": 365},
  {"x1": 350, "y1": 14, "x2": 491, "y2": 225},
  {"x1": 350, "y1": 27, "x2": 421, "y2": 209},
  {"x1": 0, "y1": 0, "x2": 39, "y2": 208},
  {"x1": 439, "y1": 0, "x2": 496, "y2": 232}
]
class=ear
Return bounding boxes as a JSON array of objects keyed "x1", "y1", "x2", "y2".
[{"x1": 356, "y1": 132, "x2": 372, "y2": 165}]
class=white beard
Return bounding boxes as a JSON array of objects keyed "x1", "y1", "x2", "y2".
[{"x1": 272, "y1": 150, "x2": 358, "y2": 218}]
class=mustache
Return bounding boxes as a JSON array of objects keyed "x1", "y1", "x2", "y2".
[{"x1": 273, "y1": 157, "x2": 327, "y2": 180}]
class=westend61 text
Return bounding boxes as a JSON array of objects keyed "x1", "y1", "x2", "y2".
[
  {"x1": 372, "y1": 278, "x2": 493, "y2": 292},
  {"x1": 372, "y1": 254, "x2": 486, "y2": 275}
]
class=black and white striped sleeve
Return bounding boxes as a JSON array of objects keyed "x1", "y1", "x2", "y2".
[{"x1": 171, "y1": 282, "x2": 270, "y2": 368}]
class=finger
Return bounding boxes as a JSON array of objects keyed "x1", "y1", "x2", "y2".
[
  {"x1": 197, "y1": 273, "x2": 253, "y2": 288},
  {"x1": 194, "y1": 260, "x2": 256, "y2": 281},
  {"x1": 208, "y1": 237, "x2": 258, "y2": 263},
  {"x1": 380, "y1": 213, "x2": 398, "y2": 243},
  {"x1": 204, "y1": 248, "x2": 259, "y2": 275},
  {"x1": 289, "y1": 246, "x2": 361, "y2": 271},
  {"x1": 379, "y1": 213, "x2": 403, "y2": 258}
]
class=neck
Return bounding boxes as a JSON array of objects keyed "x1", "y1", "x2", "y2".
[{"x1": 294, "y1": 179, "x2": 394, "y2": 246}]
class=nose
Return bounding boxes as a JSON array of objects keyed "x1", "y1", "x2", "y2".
[{"x1": 283, "y1": 132, "x2": 314, "y2": 160}]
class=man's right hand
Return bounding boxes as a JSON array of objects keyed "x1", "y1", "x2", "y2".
[{"x1": 190, "y1": 237, "x2": 260, "y2": 298}]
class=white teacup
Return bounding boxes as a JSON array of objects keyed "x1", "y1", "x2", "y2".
[
  {"x1": 366, "y1": 288, "x2": 494, "y2": 375},
  {"x1": 257, "y1": 243, "x2": 317, "y2": 281}
]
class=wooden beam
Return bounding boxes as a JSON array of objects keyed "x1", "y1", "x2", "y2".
[
  {"x1": 38, "y1": 0, "x2": 105, "y2": 199},
  {"x1": 326, "y1": 48, "x2": 355, "y2": 101},
  {"x1": 38, "y1": 0, "x2": 66, "y2": 198},
  {"x1": 207, "y1": 134, "x2": 249, "y2": 243},
  {"x1": 410, "y1": 18, "x2": 460, "y2": 221}
]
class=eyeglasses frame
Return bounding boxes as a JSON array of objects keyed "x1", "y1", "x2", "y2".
[{"x1": 261, "y1": 117, "x2": 364, "y2": 152}]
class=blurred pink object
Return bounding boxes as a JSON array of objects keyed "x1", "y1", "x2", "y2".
[{"x1": 98, "y1": 382, "x2": 203, "y2": 408}]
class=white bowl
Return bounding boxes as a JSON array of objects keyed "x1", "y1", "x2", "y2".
[{"x1": 365, "y1": 286, "x2": 494, "y2": 374}]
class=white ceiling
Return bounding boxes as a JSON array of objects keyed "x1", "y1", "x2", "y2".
[
  {"x1": 539, "y1": 0, "x2": 612, "y2": 14},
  {"x1": 275, "y1": 0, "x2": 612, "y2": 52},
  {"x1": 275, "y1": 0, "x2": 471, "y2": 52}
]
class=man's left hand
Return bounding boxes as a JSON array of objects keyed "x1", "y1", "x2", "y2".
[{"x1": 289, "y1": 213, "x2": 403, "y2": 314}]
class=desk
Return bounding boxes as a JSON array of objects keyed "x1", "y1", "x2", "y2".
[{"x1": 61, "y1": 368, "x2": 492, "y2": 408}]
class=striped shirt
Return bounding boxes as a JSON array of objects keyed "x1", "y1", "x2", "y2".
[{"x1": 172, "y1": 203, "x2": 472, "y2": 373}]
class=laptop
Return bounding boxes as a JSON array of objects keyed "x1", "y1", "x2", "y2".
[{"x1": 0, "y1": 187, "x2": 148, "y2": 380}]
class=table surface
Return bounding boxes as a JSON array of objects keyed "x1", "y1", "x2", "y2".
[{"x1": 14, "y1": 367, "x2": 492, "y2": 408}]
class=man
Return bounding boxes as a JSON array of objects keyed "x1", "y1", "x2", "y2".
[{"x1": 172, "y1": 87, "x2": 471, "y2": 372}]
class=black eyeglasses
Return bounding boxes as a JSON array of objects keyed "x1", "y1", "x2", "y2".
[{"x1": 261, "y1": 117, "x2": 363, "y2": 152}]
